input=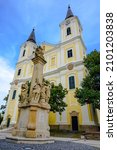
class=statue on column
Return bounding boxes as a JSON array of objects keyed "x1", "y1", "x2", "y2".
[
  {"x1": 19, "y1": 79, "x2": 51, "y2": 105},
  {"x1": 35, "y1": 46, "x2": 45, "y2": 59},
  {"x1": 45, "y1": 84, "x2": 51, "y2": 103},
  {"x1": 40, "y1": 80, "x2": 46, "y2": 103},
  {"x1": 13, "y1": 45, "x2": 51, "y2": 139},
  {"x1": 31, "y1": 78, "x2": 41, "y2": 103},
  {"x1": 39, "y1": 79, "x2": 51, "y2": 104},
  {"x1": 19, "y1": 81, "x2": 29, "y2": 105}
]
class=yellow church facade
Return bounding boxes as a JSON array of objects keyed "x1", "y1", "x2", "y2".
[{"x1": 2, "y1": 6, "x2": 99, "y2": 131}]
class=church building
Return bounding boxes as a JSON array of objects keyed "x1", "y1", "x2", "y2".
[{"x1": 2, "y1": 6, "x2": 99, "y2": 131}]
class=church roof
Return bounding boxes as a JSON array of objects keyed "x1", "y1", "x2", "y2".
[
  {"x1": 65, "y1": 5, "x2": 74, "y2": 20},
  {"x1": 27, "y1": 29, "x2": 36, "y2": 43}
]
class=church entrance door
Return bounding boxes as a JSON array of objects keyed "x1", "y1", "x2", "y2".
[
  {"x1": 72, "y1": 116, "x2": 78, "y2": 131},
  {"x1": 7, "y1": 117, "x2": 11, "y2": 127}
]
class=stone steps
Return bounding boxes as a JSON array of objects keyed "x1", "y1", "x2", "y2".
[
  {"x1": 0, "y1": 127, "x2": 14, "y2": 133},
  {"x1": 82, "y1": 132, "x2": 100, "y2": 140}
]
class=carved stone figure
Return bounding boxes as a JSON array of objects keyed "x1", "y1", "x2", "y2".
[
  {"x1": 45, "y1": 85, "x2": 51, "y2": 103},
  {"x1": 40, "y1": 81, "x2": 46, "y2": 103},
  {"x1": 19, "y1": 81, "x2": 28, "y2": 104},
  {"x1": 31, "y1": 78, "x2": 41, "y2": 103},
  {"x1": 35, "y1": 46, "x2": 44, "y2": 58},
  {"x1": 40, "y1": 79, "x2": 51, "y2": 104}
]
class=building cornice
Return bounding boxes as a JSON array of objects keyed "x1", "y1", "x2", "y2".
[
  {"x1": 16, "y1": 54, "x2": 34, "y2": 66},
  {"x1": 44, "y1": 35, "x2": 86, "y2": 55},
  {"x1": 20, "y1": 41, "x2": 37, "y2": 49},
  {"x1": 60, "y1": 16, "x2": 83, "y2": 31},
  {"x1": 16, "y1": 35, "x2": 86, "y2": 66},
  {"x1": 11, "y1": 60, "x2": 83, "y2": 85},
  {"x1": 10, "y1": 77, "x2": 32, "y2": 85},
  {"x1": 43, "y1": 60, "x2": 83, "y2": 77},
  {"x1": 41, "y1": 42, "x2": 57, "y2": 47}
]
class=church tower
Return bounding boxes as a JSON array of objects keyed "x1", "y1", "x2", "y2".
[
  {"x1": 60, "y1": 5, "x2": 83, "y2": 43},
  {"x1": 43, "y1": 6, "x2": 97, "y2": 131},
  {"x1": 2, "y1": 29, "x2": 37, "y2": 127}
]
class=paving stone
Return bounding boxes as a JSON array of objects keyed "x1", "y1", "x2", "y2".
[{"x1": 0, "y1": 140, "x2": 99, "y2": 150}]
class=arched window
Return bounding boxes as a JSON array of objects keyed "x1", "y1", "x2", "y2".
[
  {"x1": 12, "y1": 90, "x2": 16, "y2": 99},
  {"x1": 22, "y1": 50, "x2": 26, "y2": 57},
  {"x1": 67, "y1": 27, "x2": 71, "y2": 35},
  {"x1": 67, "y1": 49, "x2": 73, "y2": 58},
  {"x1": 17, "y1": 69, "x2": 21, "y2": 76},
  {"x1": 51, "y1": 57, "x2": 55, "y2": 66}
]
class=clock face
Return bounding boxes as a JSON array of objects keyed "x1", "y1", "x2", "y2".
[
  {"x1": 66, "y1": 20, "x2": 70, "y2": 25},
  {"x1": 67, "y1": 63, "x2": 74, "y2": 70}
]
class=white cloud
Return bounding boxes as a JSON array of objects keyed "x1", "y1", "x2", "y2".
[{"x1": 0, "y1": 57, "x2": 15, "y2": 105}]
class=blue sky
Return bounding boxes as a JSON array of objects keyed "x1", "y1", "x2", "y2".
[{"x1": 0, "y1": 0, "x2": 100, "y2": 104}]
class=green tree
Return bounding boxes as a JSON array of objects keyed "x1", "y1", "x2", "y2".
[
  {"x1": 3, "y1": 94, "x2": 9, "y2": 102},
  {"x1": 74, "y1": 50, "x2": 100, "y2": 109},
  {"x1": 49, "y1": 83, "x2": 68, "y2": 114},
  {"x1": 0, "y1": 93, "x2": 9, "y2": 114}
]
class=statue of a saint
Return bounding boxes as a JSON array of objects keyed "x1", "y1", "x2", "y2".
[
  {"x1": 31, "y1": 78, "x2": 41, "y2": 103},
  {"x1": 35, "y1": 46, "x2": 44, "y2": 59},
  {"x1": 45, "y1": 85, "x2": 51, "y2": 103},
  {"x1": 40, "y1": 79, "x2": 51, "y2": 104},
  {"x1": 40, "y1": 80, "x2": 46, "y2": 103},
  {"x1": 19, "y1": 81, "x2": 28, "y2": 104}
]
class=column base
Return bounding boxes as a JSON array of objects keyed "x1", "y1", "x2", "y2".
[{"x1": 26, "y1": 130, "x2": 37, "y2": 138}]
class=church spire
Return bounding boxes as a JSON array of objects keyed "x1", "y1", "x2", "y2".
[
  {"x1": 65, "y1": 5, "x2": 74, "y2": 20},
  {"x1": 27, "y1": 28, "x2": 36, "y2": 43}
]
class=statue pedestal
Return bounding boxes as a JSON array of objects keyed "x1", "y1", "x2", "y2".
[
  {"x1": 6, "y1": 136, "x2": 54, "y2": 144},
  {"x1": 12, "y1": 102, "x2": 50, "y2": 138}
]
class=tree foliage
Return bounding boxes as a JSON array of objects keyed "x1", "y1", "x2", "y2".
[
  {"x1": 3, "y1": 94, "x2": 9, "y2": 102},
  {"x1": 0, "y1": 93, "x2": 9, "y2": 114},
  {"x1": 0, "y1": 93, "x2": 9, "y2": 124},
  {"x1": 74, "y1": 50, "x2": 100, "y2": 109},
  {"x1": 49, "y1": 83, "x2": 68, "y2": 114}
]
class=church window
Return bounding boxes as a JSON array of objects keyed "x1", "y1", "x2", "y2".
[
  {"x1": 69, "y1": 76, "x2": 75, "y2": 89},
  {"x1": 17, "y1": 69, "x2": 21, "y2": 76},
  {"x1": 12, "y1": 90, "x2": 16, "y2": 99},
  {"x1": 67, "y1": 49, "x2": 73, "y2": 58},
  {"x1": 22, "y1": 50, "x2": 26, "y2": 57},
  {"x1": 51, "y1": 57, "x2": 55, "y2": 66},
  {"x1": 67, "y1": 27, "x2": 71, "y2": 35}
]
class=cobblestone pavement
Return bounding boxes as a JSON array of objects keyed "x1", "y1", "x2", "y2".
[{"x1": 0, "y1": 139, "x2": 99, "y2": 150}]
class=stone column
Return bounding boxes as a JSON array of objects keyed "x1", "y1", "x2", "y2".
[
  {"x1": 12, "y1": 46, "x2": 51, "y2": 138},
  {"x1": 30, "y1": 47, "x2": 46, "y2": 95}
]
